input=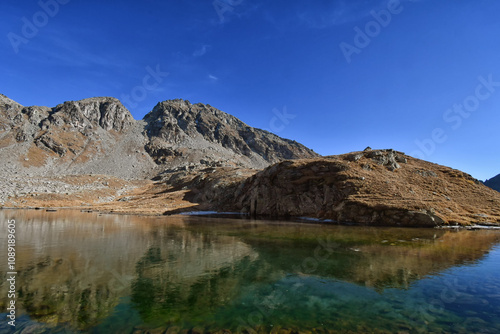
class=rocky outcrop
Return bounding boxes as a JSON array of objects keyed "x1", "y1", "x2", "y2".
[
  {"x1": 2, "y1": 97, "x2": 133, "y2": 140},
  {"x1": 0, "y1": 93, "x2": 23, "y2": 117},
  {"x1": 0, "y1": 95, "x2": 154, "y2": 180},
  {"x1": 187, "y1": 149, "x2": 500, "y2": 226},
  {"x1": 484, "y1": 174, "x2": 500, "y2": 192},
  {"x1": 35, "y1": 133, "x2": 67, "y2": 156},
  {"x1": 48, "y1": 97, "x2": 134, "y2": 132},
  {"x1": 0, "y1": 95, "x2": 317, "y2": 180},
  {"x1": 143, "y1": 99, "x2": 318, "y2": 169}
]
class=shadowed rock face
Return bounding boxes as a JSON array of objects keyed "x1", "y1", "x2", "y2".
[{"x1": 484, "y1": 174, "x2": 500, "y2": 192}]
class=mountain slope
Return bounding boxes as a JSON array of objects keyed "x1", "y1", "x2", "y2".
[
  {"x1": 166, "y1": 149, "x2": 500, "y2": 226},
  {"x1": 3, "y1": 94, "x2": 499, "y2": 227},
  {"x1": 143, "y1": 99, "x2": 317, "y2": 169},
  {"x1": 0, "y1": 95, "x2": 155, "y2": 179},
  {"x1": 0, "y1": 95, "x2": 317, "y2": 179},
  {"x1": 484, "y1": 174, "x2": 500, "y2": 192}
]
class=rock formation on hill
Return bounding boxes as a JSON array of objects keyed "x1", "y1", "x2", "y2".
[
  {"x1": 484, "y1": 174, "x2": 500, "y2": 192},
  {"x1": 0, "y1": 94, "x2": 153, "y2": 179},
  {"x1": 144, "y1": 99, "x2": 317, "y2": 169},
  {"x1": 166, "y1": 149, "x2": 500, "y2": 226},
  {"x1": 0, "y1": 94, "x2": 317, "y2": 181}
]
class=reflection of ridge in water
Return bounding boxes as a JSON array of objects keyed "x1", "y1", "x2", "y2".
[
  {"x1": 130, "y1": 228, "x2": 259, "y2": 327},
  {"x1": 0, "y1": 211, "x2": 259, "y2": 331},
  {"x1": 0, "y1": 210, "x2": 499, "y2": 333}
]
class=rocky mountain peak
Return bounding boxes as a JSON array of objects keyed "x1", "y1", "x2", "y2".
[
  {"x1": 1, "y1": 94, "x2": 318, "y2": 178},
  {"x1": 145, "y1": 99, "x2": 220, "y2": 122},
  {"x1": 0, "y1": 93, "x2": 23, "y2": 108},
  {"x1": 143, "y1": 99, "x2": 318, "y2": 168},
  {"x1": 50, "y1": 97, "x2": 134, "y2": 132},
  {"x1": 0, "y1": 94, "x2": 24, "y2": 120}
]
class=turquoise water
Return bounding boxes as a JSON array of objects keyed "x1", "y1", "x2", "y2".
[{"x1": 1, "y1": 210, "x2": 500, "y2": 333}]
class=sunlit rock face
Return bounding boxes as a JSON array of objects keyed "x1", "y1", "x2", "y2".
[
  {"x1": 0, "y1": 95, "x2": 155, "y2": 180},
  {"x1": 0, "y1": 95, "x2": 317, "y2": 181},
  {"x1": 211, "y1": 149, "x2": 500, "y2": 226},
  {"x1": 142, "y1": 99, "x2": 318, "y2": 169}
]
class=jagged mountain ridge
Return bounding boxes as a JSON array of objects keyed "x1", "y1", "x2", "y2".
[
  {"x1": 484, "y1": 174, "x2": 500, "y2": 192},
  {"x1": 2, "y1": 93, "x2": 500, "y2": 226},
  {"x1": 0, "y1": 95, "x2": 153, "y2": 179},
  {"x1": 144, "y1": 99, "x2": 317, "y2": 169},
  {"x1": 0, "y1": 94, "x2": 318, "y2": 179}
]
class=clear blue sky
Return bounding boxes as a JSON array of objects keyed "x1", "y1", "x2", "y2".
[{"x1": 2, "y1": 0, "x2": 499, "y2": 180}]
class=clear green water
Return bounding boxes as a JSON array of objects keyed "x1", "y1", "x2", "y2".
[{"x1": 1, "y1": 210, "x2": 500, "y2": 333}]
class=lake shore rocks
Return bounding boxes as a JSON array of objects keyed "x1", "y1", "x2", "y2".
[{"x1": 197, "y1": 149, "x2": 500, "y2": 226}]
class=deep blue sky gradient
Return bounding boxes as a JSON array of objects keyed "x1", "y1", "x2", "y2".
[{"x1": 1, "y1": 0, "x2": 499, "y2": 180}]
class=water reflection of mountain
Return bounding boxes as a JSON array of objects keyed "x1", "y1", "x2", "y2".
[
  {"x1": 235, "y1": 226, "x2": 500, "y2": 291},
  {"x1": 0, "y1": 211, "x2": 499, "y2": 332},
  {"x1": 131, "y1": 246, "x2": 262, "y2": 326},
  {"x1": 129, "y1": 220, "x2": 500, "y2": 330},
  {"x1": 0, "y1": 211, "x2": 257, "y2": 330}
]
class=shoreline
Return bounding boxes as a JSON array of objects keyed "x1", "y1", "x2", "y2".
[{"x1": 3, "y1": 206, "x2": 500, "y2": 229}]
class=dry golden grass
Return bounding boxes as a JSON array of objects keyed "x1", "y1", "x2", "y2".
[
  {"x1": 23, "y1": 145, "x2": 51, "y2": 168},
  {"x1": 0, "y1": 135, "x2": 14, "y2": 149}
]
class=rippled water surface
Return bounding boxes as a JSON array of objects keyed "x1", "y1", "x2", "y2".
[{"x1": 1, "y1": 209, "x2": 500, "y2": 333}]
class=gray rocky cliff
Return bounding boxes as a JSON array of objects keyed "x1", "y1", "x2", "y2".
[
  {"x1": 0, "y1": 95, "x2": 318, "y2": 179},
  {"x1": 143, "y1": 99, "x2": 318, "y2": 169},
  {"x1": 49, "y1": 97, "x2": 134, "y2": 132}
]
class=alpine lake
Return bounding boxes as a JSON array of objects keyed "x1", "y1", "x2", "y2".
[{"x1": 1, "y1": 209, "x2": 500, "y2": 334}]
